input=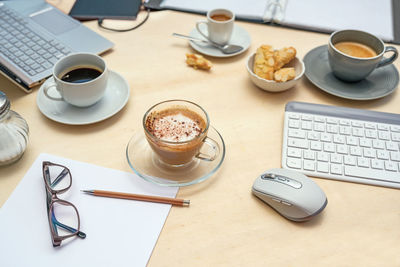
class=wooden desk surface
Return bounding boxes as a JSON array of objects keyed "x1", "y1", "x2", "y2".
[{"x1": 1, "y1": 7, "x2": 400, "y2": 266}]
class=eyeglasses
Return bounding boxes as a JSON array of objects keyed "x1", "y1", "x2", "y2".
[{"x1": 42, "y1": 161, "x2": 86, "y2": 247}]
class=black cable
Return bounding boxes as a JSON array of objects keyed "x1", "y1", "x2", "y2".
[{"x1": 98, "y1": 7, "x2": 150, "y2": 32}]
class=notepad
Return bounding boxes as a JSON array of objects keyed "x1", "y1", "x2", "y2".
[
  {"x1": 147, "y1": 0, "x2": 397, "y2": 43},
  {"x1": 0, "y1": 153, "x2": 178, "y2": 267}
]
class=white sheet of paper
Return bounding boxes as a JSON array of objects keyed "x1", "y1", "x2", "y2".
[
  {"x1": 281, "y1": 0, "x2": 393, "y2": 41},
  {"x1": 0, "y1": 153, "x2": 178, "y2": 267}
]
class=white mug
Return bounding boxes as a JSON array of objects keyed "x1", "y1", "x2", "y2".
[
  {"x1": 43, "y1": 53, "x2": 108, "y2": 107},
  {"x1": 196, "y1": 8, "x2": 234, "y2": 45}
]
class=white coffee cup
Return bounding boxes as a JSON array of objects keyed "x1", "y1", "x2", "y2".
[
  {"x1": 196, "y1": 8, "x2": 235, "y2": 45},
  {"x1": 43, "y1": 53, "x2": 108, "y2": 107}
]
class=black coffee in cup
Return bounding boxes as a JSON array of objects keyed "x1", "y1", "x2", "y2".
[{"x1": 60, "y1": 66, "x2": 102, "y2": 83}]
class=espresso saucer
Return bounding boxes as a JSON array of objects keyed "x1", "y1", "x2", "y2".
[
  {"x1": 36, "y1": 70, "x2": 130, "y2": 125},
  {"x1": 304, "y1": 45, "x2": 399, "y2": 100},
  {"x1": 188, "y1": 25, "x2": 251, "y2": 58},
  {"x1": 126, "y1": 126, "x2": 226, "y2": 187}
]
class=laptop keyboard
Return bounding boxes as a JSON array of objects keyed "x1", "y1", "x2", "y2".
[
  {"x1": 0, "y1": 4, "x2": 71, "y2": 78},
  {"x1": 282, "y1": 102, "x2": 400, "y2": 189}
]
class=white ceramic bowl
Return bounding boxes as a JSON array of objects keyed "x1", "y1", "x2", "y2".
[{"x1": 246, "y1": 54, "x2": 305, "y2": 92}]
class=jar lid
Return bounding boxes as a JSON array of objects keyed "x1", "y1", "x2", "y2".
[{"x1": 0, "y1": 91, "x2": 10, "y2": 115}]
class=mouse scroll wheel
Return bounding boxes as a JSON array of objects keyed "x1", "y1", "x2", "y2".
[{"x1": 261, "y1": 173, "x2": 276, "y2": 179}]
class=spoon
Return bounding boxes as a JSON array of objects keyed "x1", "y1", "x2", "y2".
[{"x1": 172, "y1": 33, "x2": 243, "y2": 54}]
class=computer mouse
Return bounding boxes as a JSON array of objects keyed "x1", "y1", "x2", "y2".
[{"x1": 252, "y1": 168, "x2": 327, "y2": 222}]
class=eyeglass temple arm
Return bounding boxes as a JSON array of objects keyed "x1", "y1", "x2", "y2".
[
  {"x1": 50, "y1": 168, "x2": 70, "y2": 187},
  {"x1": 50, "y1": 209, "x2": 87, "y2": 239}
]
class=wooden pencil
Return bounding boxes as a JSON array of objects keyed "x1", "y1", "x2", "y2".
[{"x1": 82, "y1": 189, "x2": 190, "y2": 206}]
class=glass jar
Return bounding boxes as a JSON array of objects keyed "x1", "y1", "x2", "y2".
[{"x1": 0, "y1": 91, "x2": 29, "y2": 166}]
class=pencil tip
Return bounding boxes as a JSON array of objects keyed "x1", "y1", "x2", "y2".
[
  {"x1": 81, "y1": 190, "x2": 93, "y2": 194},
  {"x1": 183, "y1": 200, "x2": 190, "y2": 206}
]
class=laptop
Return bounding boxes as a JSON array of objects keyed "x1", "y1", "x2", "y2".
[{"x1": 0, "y1": 0, "x2": 114, "y2": 93}]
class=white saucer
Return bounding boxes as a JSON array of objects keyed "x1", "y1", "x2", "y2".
[
  {"x1": 126, "y1": 126, "x2": 226, "y2": 187},
  {"x1": 189, "y1": 25, "x2": 251, "y2": 57},
  {"x1": 37, "y1": 70, "x2": 130, "y2": 125}
]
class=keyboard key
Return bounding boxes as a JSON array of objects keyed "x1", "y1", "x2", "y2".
[
  {"x1": 350, "y1": 146, "x2": 362, "y2": 156},
  {"x1": 339, "y1": 126, "x2": 351, "y2": 135},
  {"x1": 357, "y1": 157, "x2": 369, "y2": 168},
  {"x1": 390, "y1": 152, "x2": 400, "y2": 162},
  {"x1": 307, "y1": 132, "x2": 320, "y2": 141},
  {"x1": 371, "y1": 159, "x2": 384, "y2": 170},
  {"x1": 372, "y1": 139, "x2": 385, "y2": 150},
  {"x1": 287, "y1": 138, "x2": 308, "y2": 149},
  {"x1": 337, "y1": 144, "x2": 348, "y2": 154},
  {"x1": 288, "y1": 119, "x2": 300, "y2": 129},
  {"x1": 345, "y1": 166, "x2": 400, "y2": 183},
  {"x1": 326, "y1": 117, "x2": 338, "y2": 124},
  {"x1": 323, "y1": 143, "x2": 335, "y2": 153},
  {"x1": 303, "y1": 150, "x2": 315, "y2": 160},
  {"x1": 286, "y1": 158, "x2": 301, "y2": 169},
  {"x1": 385, "y1": 161, "x2": 398, "y2": 172},
  {"x1": 288, "y1": 129, "x2": 306, "y2": 139},
  {"x1": 378, "y1": 124, "x2": 389, "y2": 131},
  {"x1": 330, "y1": 164, "x2": 342, "y2": 175},
  {"x1": 346, "y1": 136, "x2": 358, "y2": 146},
  {"x1": 333, "y1": 135, "x2": 345, "y2": 144},
  {"x1": 364, "y1": 122, "x2": 376, "y2": 129},
  {"x1": 310, "y1": 141, "x2": 322, "y2": 151},
  {"x1": 365, "y1": 129, "x2": 377, "y2": 139},
  {"x1": 377, "y1": 150, "x2": 389, "y2": 160},
  {"x1": 391, "y1": 125, "x2": 400, "y2": 132},
  {"x1": 301, "y1": 114, "x2": 313, "y2": 121},
  {"x1": 301, "y1": 121, "x2": 313, "y2": 130},
  {"x1": 313, "y1": 123, "x2": 325, "y2": 132},
  {"x1": 352, "y1": 121, "x2": 363, "y2": 128},
  {"x1": 359, "y1": 138, "x2": 372, "y2": 148},
  {"x1": 386, "y1": 141, "x2": 399, "y2": 151},
  {"x1": 317, "y1": 152, "x2": 329, "y2": 162},
  {"x1": 344, "y1": 155, "x2": 356, "y2": 166},
  {"x1": 392, "y1": 133, "x2": 400, "y2": 142},
  {"x1": 288, "y1": 112, "x2": 300, "y2": 120},
  {"x1": 339, "y1": 119, "x2": 351, "y2": 126},
  {"x1": 378, "y1": 131, "x2": 390, "y2": 140},
  {"x1": 320, "y1": 133, "x2": 332, "y2": 142},
  {"x1": 317, "y1": 162, "x2": 329, "y2": 173},
  {"x1": 326, "y1": 124, "x2": 338, "y2": 134},
  {"x1": 331, "y1": 154, "x2": 343, "y2": 164},
  {"x1": 303, "y1": 160, "x2": 315, "y2": 171},
  {"x1": 287, "y1": 148, "x2": 302, "y2": 158},
  {"x1": 363, "y1": 148, "x2": 375, "y2": 158},
  {"x1": 352, "y1": 128, "x2": 364, "y2": 137}
]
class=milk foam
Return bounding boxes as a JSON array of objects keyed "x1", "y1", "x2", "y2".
[{"x1": 152, "y1": 113, "x2": 202, "y2": 142}]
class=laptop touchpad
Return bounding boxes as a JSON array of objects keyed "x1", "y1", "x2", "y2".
[{"x1": 31, "y1": 8, "x2": 79, "y2": 35}]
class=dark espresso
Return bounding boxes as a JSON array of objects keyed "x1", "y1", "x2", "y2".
[
  {"x1": 60, "y1": 66, "x2": 102, "y2": 83},
  {"x1": 211, "y1": 14, "x2": 231, "y2": 21}
]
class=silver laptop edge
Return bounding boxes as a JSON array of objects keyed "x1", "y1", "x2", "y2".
[{"x1": 0, "y1": 1, "x2": 114, "y2": 93}]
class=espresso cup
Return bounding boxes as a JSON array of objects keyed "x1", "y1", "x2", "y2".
[
  {"x1": 196, "y1": 8, "x2": 235, "y2": 45},
  {"x1": 43, "y1": 53, "x2": 108, "y2": 107},
  {"x1": 328, "y1": 29, "x2": 398, "y2": 82},
  {"x1": 143, "y1": 100, "x2": 220, "y2": 167}
]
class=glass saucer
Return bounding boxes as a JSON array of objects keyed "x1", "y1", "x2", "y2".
[{"x1": 126, "y1": 126, "x2": 226, "y2": 187}]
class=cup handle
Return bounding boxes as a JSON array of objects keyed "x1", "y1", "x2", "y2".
[
  {"x1": 377, "y1": 46, "x2": 398, "y2": 68},
  {"x1": 43, "y1": 80, "x2": 63, "y2": 101},
  {"x1": 196, "y1": 136, "x2": 220, "y2": 162},
  {"x1": 196, "y1": 21, "x2": 209, "y2": 41}
]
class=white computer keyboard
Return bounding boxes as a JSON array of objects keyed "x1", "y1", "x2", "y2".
[{"x1": 282, "y1": 101, "x2": 400, "y2": 189}]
